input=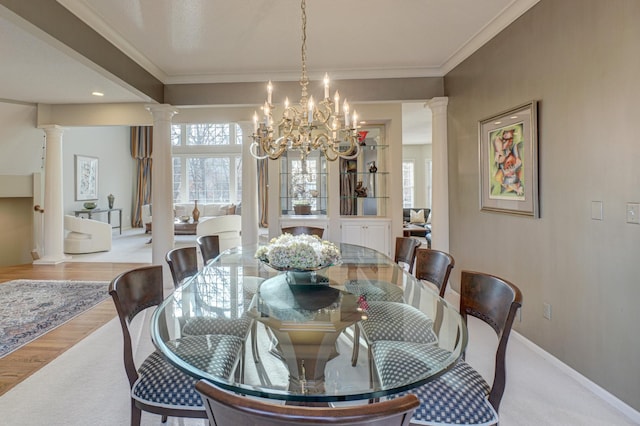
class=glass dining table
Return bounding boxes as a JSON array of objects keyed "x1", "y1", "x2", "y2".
[{"x1": 151, "y1": 243, "x2": 467, "y2": 404}]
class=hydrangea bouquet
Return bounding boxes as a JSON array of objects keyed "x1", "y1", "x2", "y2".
[{"x1": 255, "y1": 233, "x2": 342, "y2": 271}]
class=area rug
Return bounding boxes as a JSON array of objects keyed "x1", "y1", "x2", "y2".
[{"x1": 0, "y1": 279, "x2": 109, "y2": 358}]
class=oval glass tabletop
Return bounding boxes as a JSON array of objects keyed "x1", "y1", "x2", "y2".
[{"x1": 151, "y1": 243, "x2": 467, "y2": 403}]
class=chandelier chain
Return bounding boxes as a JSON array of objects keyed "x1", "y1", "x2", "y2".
[{"x1": 300, "y1": 0, "x2": 308, "y2": 101}]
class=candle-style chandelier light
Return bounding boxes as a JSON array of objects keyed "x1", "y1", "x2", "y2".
[{"x1": 250, "y1": 0, "x2": 361, "y2": 162}]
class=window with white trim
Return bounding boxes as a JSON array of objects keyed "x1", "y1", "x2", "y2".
[
  {"x1": 171, "y1": 124, "x2": 243, "y2": 204},
  {"x1": 402, "y1": 160, "x2": 414, "y2": 208}
]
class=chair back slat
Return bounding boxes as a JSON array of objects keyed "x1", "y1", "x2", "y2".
[
  {"x1": 414, "y1": 248, "x2": 455, "y2": 297},
  {"x1": 166, "y1": 246, "x2": 198, "y2": 288},
  {"x1": 394, "y1": 237, "x2": 422, "y2": 273},
  {"x1": 196, "y1": 380, "x2": 418, "y2": 426},
  {"x1": 281, "y1": 226, "x2": 324, "y2": 238},
  {"x1": 197, "y1": 235, "x2": 221, "y2": 265}
]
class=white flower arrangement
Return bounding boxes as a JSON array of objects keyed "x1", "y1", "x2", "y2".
[{"x1": 255, "y1": 233, "x2": 342, "y2": 270}]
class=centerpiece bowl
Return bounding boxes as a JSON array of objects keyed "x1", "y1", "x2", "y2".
[
  {"x1": 83, "y1": 202, "x2": 97, "y2": 210},
  {"x1": 255, "y1": 233, "x2": 341, "y2": 286}
]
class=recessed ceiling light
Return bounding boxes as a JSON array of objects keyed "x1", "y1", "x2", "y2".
[
  {"x1": 494, "y1": 121, "x2": 502, "y2": 125},
  {"x1": 509, "y1": 115, "x2": 518, "y2": 119},
  {"x1": 91, "y1": 91, "x2": 104, "y2": 97}
]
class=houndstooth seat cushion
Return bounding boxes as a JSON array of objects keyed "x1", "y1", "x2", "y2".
[
  {"x1": 373, "y1": 341, "x2": 498, "y2": 426},
  {"x1": 360, "y1": 302, "x2": 437, "y2": 344},
  {"x1": 182, "y1": 316, "x2": 253, "y2": 339},
  {"x1": 132, "y1": 334, "x2": 243, "y2": 410},
  {"x1": 344, "y1": 279, "x2": 405, "y2": 302},
  {"x1": 371, "y1": 341, "x2": 453, "y2": 387}
]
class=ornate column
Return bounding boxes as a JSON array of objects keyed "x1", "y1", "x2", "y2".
[
  {"x1": 426, "y1": 97, "x2": 449, "y2": 252},
  {"x1": 34, "y1": 125, "x2": 69, "y2": 264},
  {"x1": 146, "y1": 104, "x2": 178, "y2": 289},
  {"x1": 239, "y1": 122, "x2": 259, "y2": 246}
]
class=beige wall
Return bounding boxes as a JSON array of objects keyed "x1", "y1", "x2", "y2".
[
  {"x1": 0, "y1": 197, "x2": 33, "y2": 266},
  {"x1": 403, "y1": 144, "x2": 432, "y2": 208},
  {"x1": 445, "y1": 0, "x2": 640, "y2": 410}
]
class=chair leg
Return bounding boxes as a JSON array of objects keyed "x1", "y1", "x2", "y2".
[
  {"x1": 351, "y1": 325, "x2": 361, "y2": 366},
  {"x1": 131, "y1": 399, "x2": 141, "y2": 426},
  {"x1": 251, "y1": 321, "x2": 261, "y2": 363}
]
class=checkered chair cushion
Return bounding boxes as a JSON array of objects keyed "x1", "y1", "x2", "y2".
[
  {"x1": 132, "y1": 334, "x2": 243, "y2": 410},
  {"x1": 371, "y1": 341, "x2": 453, "y2": 387},
  {"x1": 360, "y1": 302, "x2": 437, "y2": 344},
  {"x1": 182, "y1": 316, "x2": 253, "y2": 339},
  {"x1": 345, "y1": 279, "x2": 405, "y2": 302},
  {"x1": 373, "y1": 341, "x2": 498, "y2": 426}
]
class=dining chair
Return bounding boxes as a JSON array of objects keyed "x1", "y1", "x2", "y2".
[
  {"x1": 281, "y1": 226, "x2": 324, "y2": 238},
  {"x1": 109, "y1": 265, "x2": 244, "y2": 426},
  {"x1": 394, "y1": 237, "x2": 423, "y2": 274},
  {"x1": 350, "y1": 248, "x2": 453, "y2": 367},
  {"x1": 165, "y1": 247, "x2": 259, "y2": 368},
  {"x1": 165, "y1": 246, "x2": 198, "y2": 287},
  {"x1": 413, "y1": 248, "x2": 455, "y2": 297},
  {"x1": 372, "y1": 270, "x2": 523, "y2": 425},
  {"x1": 195, "y1": 379, "x2": 419, "y2": 426},
  {"x1": 197, "y1": 234, "x2": 220, "y2": 265}
]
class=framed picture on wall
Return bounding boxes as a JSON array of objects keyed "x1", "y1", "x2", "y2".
[
  {"x1": 75, "y1": 154, "x2": 99, "y2": 201},
  {"x1": 478, "y1": 101, "x2": 539, "y2": 217}
]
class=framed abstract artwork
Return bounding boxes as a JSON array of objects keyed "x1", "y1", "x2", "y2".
[
  {"x1": 478, "y1": 101, "x2": 539, "y2": 217},
  {"x1": 75, "y1": 154, "x2": 99, "y2": 201}
]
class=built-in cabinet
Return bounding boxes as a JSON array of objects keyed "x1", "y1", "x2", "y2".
[
  {"x1": 276, "y1": 123, "x2": 392, "y2": 254},
  {"x1": 340, "y1": 218, "x2": 391, "y2": 257}
]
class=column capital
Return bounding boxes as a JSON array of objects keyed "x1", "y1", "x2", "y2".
[
  {"x1": 426, "y1": 97, "x2": 449, "y2": 114},
  {"x1": 40, "y1": 125, "x2": 65, "y2": 137},
  {"x1": 145, "y1": 104, "x2": 178, "y2": 122}
]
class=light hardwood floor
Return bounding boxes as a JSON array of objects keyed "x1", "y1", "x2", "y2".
[{"x1": 0, "y1": 261, "x2": 149, "y2": 396}]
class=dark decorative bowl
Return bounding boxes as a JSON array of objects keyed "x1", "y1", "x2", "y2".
[{"x1": 83, "y1": 202, "x2": 97, "y2": 210}]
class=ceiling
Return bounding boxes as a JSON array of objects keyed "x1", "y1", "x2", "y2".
[{"x1": 0, "y1": 0, "x2": 539, "y2": 143}]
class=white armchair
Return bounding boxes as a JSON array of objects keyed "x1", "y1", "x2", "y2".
[
  {"x1": 64, "y1": 215, "x2": 112, "y2": 254},
  {"x1": 196, "y1": 215, "x2": 241, "y2": 252}
]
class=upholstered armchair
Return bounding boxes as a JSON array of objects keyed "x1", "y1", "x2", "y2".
[
  {"x1": 64, "y1": 215, "x2": 112, "y2": 254},
  {"x1": 141, "y1": 204, "x2": 152, "y2": 232},
  {"x1": 196, "y1": 215, "x2": 241, "y2": 253}
]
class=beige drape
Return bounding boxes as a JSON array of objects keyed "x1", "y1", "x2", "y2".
[{"x1": 130, "y1": 126, "x2": 153, "y2": 227}]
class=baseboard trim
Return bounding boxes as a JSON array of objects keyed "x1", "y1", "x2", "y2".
[{"x1": 512, "y1": 331, "x2": 640, "y2": 423}]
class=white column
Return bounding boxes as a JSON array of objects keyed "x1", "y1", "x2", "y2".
[
  {"x1": 146, "y1": 104, "x2": 178, "y2": 289},
  {"x1": 426, "y1": 97, "x2": 449, "y2": 252},
  {"x1": 34, "y1": 125, "x2": 70, "y2": 264},
  {"x1": 239, "y1": 122, "x2": 259, "y2": 246}
]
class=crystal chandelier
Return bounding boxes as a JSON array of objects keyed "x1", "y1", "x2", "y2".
[{"x1": 250, "y1": 0, "x2": 361, "y2": 162}]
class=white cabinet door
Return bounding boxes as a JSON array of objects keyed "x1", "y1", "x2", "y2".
[{"x1": 340, "y1": 219, "x2": 390, "y2": 256}]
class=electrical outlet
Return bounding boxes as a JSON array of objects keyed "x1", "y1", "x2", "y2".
[
  {"x1": 543, "y1": 303, "x2": 552, "y2": 320},
  {"x1": 627, "y1": 203, "x2": 640, "y2": 224}
]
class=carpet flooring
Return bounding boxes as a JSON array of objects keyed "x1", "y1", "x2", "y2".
[{"x1": 0, "y1": 279, "x2": 109, "y2": 357}]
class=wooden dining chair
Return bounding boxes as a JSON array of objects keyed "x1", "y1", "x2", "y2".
[
  {"x1": 165, "y1": 246, "x2": 198, "y2": 287},
  {"x1": 165, "y1": 246, "x2": 258, "y2": 368},
  {"x1": 394, "y1": 237, "x2": 423, "y2": 274},
  {"x1": 372, "y1": 270, "x2": 523, "y2": 426},
  {"x1": 197, "y1": 234, "x2": 220, "y2": 265},
  {"x1": 281, "y1": 226, "x2": 324, "y2": 238},
  {"x1": 350, "y1": 248, "x2": 453, "y2": 367},
  {"x1": 195, "y1": 379, "x2": 419, "y2": 426},
  {"x1": 413, "y1": 248, "x2": 454, "y2": 297},
  {"x1": 109, "y1": 265, "x2": 244, "y2": 426}
]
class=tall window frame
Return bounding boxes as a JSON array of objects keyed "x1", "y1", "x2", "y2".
[
  {"x1": 402, "y1": 160, "x2": 415, "y2": 208},
  {"x1": 171, "y1": 123, "x2": 243, "y2": 204}
]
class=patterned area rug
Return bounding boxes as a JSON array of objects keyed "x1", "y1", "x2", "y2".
[{"x1": 0, "y1": 279, "x2": 109, "y2": 358}]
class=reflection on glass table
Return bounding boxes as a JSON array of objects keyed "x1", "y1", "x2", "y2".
[{"x1": 151, "y1": 243, "x2": 467, "y2": 404}]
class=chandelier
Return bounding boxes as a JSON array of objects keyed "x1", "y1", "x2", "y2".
[{"x1": 250, "y1": 0, "x2": 361, "y2": 162}]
